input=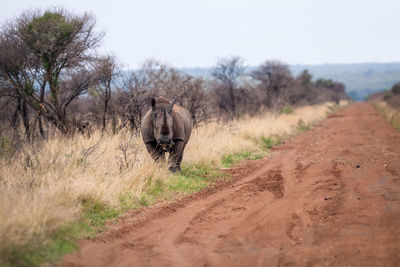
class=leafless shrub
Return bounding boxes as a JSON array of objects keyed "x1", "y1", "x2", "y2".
[
  {"x1": 91, "y1": 55, "x2": 120, "y2": 132},
  {"x1": 116, "y1": 137, "x2": 139, "y2": 171},
  {"x1": 178, "y1": 77, "x2": 211, "y2": 126},
  {"x1": 79, "y1": 139, "x2": 103, "y2": 168},
  {"x1": 210, "y1": 56, "x2": 245, "y2": 119},
  {"x1": 111, "y1": 60, "x2": 162, "y2": 133}
]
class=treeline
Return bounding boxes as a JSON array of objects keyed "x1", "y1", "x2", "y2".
[{"x1": 0, "y1": 8, "x2": 349, "y2": 140}]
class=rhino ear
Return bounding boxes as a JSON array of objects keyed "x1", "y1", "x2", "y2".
[
  {"x1": 168, "y1": 99, "x2": 177, "y2": 113},
  {"x1": 151, "y1": 98, "x2": 156, "y2": 109}
]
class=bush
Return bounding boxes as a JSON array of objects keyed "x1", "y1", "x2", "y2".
[{"x1": 392, "y1": 82, "x2": 400, "y2": 95}]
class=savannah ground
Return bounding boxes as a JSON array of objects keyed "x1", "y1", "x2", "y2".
[
  {"x1": 0, "y1": 103, "x2": 337, "y2": 266},
  {"x1": 60, "y1": 102, "x2": 400, "y2": 266}
]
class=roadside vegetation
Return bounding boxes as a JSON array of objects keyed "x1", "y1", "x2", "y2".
[
  {"x1": 0, "y1": 7, "x2": 350, "y2": 266},
  {"x1": 373, "y1": 102, "x2": 400, "y2": 131},
  {"x1": 368, "y1": 82, "x2": 400, "y2": 131}
]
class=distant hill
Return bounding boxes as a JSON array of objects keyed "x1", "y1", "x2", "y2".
[{"x1": 182, "y1": 63, "x2": 400, "y2": 101}]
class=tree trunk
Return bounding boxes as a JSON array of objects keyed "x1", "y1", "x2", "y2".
[
  {"x1": 21, "y1": 99, "x2": 30, "y2": 140},
  {"x1": 11, "y1": 98, "x2": 21, "y2": 129},
  {"x1": 102, "y1": 100, "x2": 108, "y2": 133},
  {"x1": 38, "y1": 114, "x2": 46, "y2": 139},
  {"x1": 229, "y1": 85, "x2": 236, "y2": 119}
]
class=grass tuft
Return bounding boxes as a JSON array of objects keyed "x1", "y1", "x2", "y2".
[
  {"x1": 296, "y1": 119, "x2": 311, "y2": 132},
  {"x1": 222, "y1": 150, "x2": 264, "y2": 167},
  {"x1": 260, "y1": 136, "x2": 282, "y2": 150}
]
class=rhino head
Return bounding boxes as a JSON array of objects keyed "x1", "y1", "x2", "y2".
[{"x1": 151, "y1": 97, "x2": 176, "y2": 148}]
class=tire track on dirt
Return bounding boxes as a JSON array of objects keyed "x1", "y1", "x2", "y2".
[{"x1": 60, "y1": 103, "x2": 400, "y2": 266}]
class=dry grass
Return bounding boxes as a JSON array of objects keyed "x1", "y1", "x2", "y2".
[
  {"x1": 0, "y1": 101, "x2": 344, "y2": 261},
  {"x1": 373, "y1": 101, "x2": 400, "y2": 130},
  {"x1": 184, "y1": 102, "x2": 342, "y2": 165}
]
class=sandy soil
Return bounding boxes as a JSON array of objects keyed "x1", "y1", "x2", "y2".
[{"x1": 60, "y1": 102, "x2": 400, "y2": 267}]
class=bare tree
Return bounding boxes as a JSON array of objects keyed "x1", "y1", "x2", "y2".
[
  {"x1": 177, "y1": 77, "x2": 210, "y2": 126},
  {"x1": 113, "y1": 60, "x2": 164, "y2": 132},
  {"x1": 0, "y1": 27, "x2": 35, "y2": 138},
  {"x1": 58, "y1": 67, "x2": 96, "y2": 135},
  {"x1": 211, "y1": 56, "x2": 244, "y2": 119},
  {"x1": 92, "y1": 55, "x2": 119, "y2": 132}
]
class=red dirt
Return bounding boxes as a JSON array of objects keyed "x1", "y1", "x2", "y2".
[{"x1": 60, "y1": 103, "x2": 400, "y2": 266}]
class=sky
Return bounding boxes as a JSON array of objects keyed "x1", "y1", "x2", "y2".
[{"x1": 1, "y1": 0, "x2": 400, "y2": 68}]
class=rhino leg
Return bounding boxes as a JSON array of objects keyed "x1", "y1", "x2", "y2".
[
  {"x1": 168, "y1": 141, "x2": 185, "y2": 172},
  {"x1": 145, "y1": 141, "x2": 165, "y2": 163}
]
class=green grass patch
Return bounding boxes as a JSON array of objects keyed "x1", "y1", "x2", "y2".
[
  {"x1": 260, "y1": 136, "x2": 281, "y2": 150},
  {"x1": 169, "y1": 164, "x2": 221, "y2": 192},
  {"x1": 296, "y1": 119, "x2": 311, "y2": 132},
  {"x1": 4, "y1": 236, "x2": 77, "y2": 267},
  {"x1": 281, "y1": 106, "x2": 293, "y2": 114},
  {"x1": 142, "y1": 163, "x2": 225, "y2": 202},
  {"x1": 222, "y1": 150, "x2": 264, "y2": 167},
  {"x1": 221, "y1": 134, "x2": 286, "y2": 168}
]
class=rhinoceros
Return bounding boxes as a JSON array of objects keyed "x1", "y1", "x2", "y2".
[{"x1": 140, "y1": 96, "x2": 192, "y2": 172}]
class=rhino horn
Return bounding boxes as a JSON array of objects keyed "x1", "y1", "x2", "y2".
[{"x1": 163, "y1": 108, "x2": 168, "y2": 125}]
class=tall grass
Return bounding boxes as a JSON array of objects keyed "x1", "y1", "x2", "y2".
[
  {"x1": 373, "y1": 101, "x2": 400, "y2": 131},
  {"x1": 0, "y1": 101, "x2": 344, "y2": 265}
]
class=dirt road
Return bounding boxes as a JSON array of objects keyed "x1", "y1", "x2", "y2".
[{"x1": 60, "y1": 103, "x2": 400, "y2": 266}]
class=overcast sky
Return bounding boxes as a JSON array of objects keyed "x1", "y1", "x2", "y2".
[{"x1": 1, "y1": 0, "x2": 400, "y2": 68}]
